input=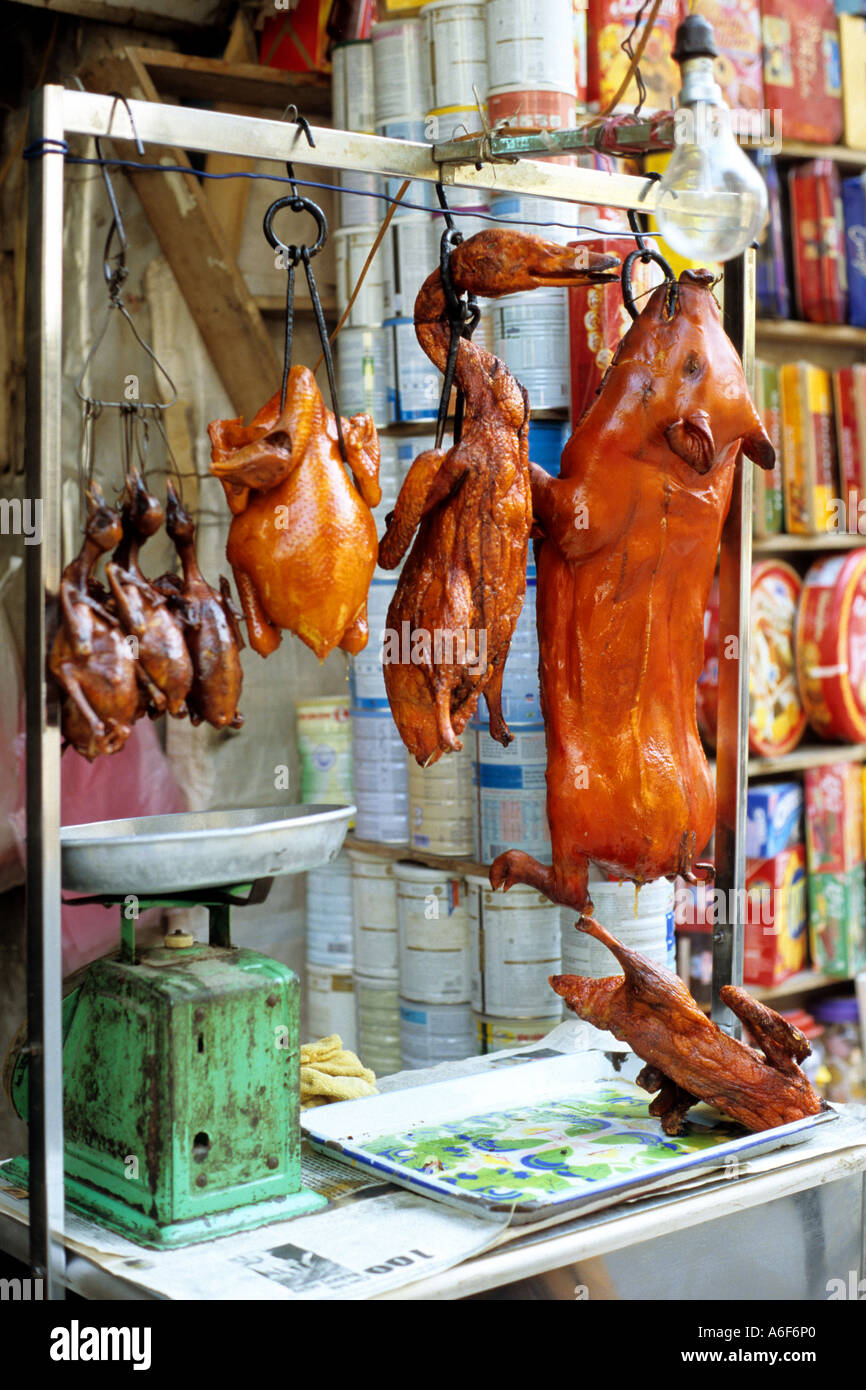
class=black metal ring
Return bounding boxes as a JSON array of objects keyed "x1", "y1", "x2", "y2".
[{"x1": 263, "y1": 195, "x2": 328, "y2": 263}]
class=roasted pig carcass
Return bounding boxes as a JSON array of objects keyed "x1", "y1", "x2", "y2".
[
  {"x1": 157, "y1": 482, "x2": 244, "y2": 729},
  {"x1": 552, "y1": 917, "x2": 824, "y2": 1135},
  {"x1": 491, "y1": 269, "x2": 775, "y2": 910},
  {"x1": 208, "y1": 365, "x2": 380, "y2": 660},
  {"x1": 105, "y1": 468, "x2": 193, "y2": 719},
  {"x1": 50, "y1": 483, "x2": 140, "y2": 760},
  {"x1": 379, "y1": 230, "x2": 619, "y2": 765}
]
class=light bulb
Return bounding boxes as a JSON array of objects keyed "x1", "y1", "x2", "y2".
[{"x1": 655, "y1": 19, "x2": 769, "y2": 264}]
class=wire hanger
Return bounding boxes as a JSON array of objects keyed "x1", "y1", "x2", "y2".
[
  {"x1": 433, "y1": 184, "x2": 480, "y2": 451},
  {"x1": 621, "y1": 173, "x2": 677, "y2": 320}
]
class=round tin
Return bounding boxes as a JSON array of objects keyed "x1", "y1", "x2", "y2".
[
  {"x1": 796, "y1": 549, "x2": 866, "y2": 743},
  {"x1": 332, "y1": 39, "x2": 376, "y2": 134},
  {"x1": 474, "y1": 1011, "x2": 560, "y2": 1054},
  {"x1": 396, "y1": 862, "x2": 471, "y2": 1003},
  {"x1": 474, "y1": 723, "x2": 549, "y2": 863},
  {"x1": 306, "y1": 852, "x2": 354, "y2": 970},
  {"x1": 349, "y1": 575, "x2": 399, "y2": 706},
  {"x1": 349, "y1": 850, "x2": 400, "y2": 978},
  {"x1": 334, "y1": 224, "x2": 391, "y2": 329},
  {"x1": 386, "y1": 215, "x2": 440, "y2": 319},
  {"x1": 295, "y1": 697, "x2": 353, "y2": 806},
  {"x1": 336, "y1": 324, "x2": 394, "y2": 425},
  {"x1": 486, "y1": 85, "x2": 578, "y2": 131},
  {"x1": 350, "y1": 709, "x2": 410, "y2": 843},
  {"x1": 422, "y1": 0, "x2": 488, "y2": 110},
  {"x1": 485, "y1": 0, "x2": 577, "y2": 93},
  {"x1": 355, "y1": 973, "x2": 402, "y2": 1075},
  {"x1": 372, "y1": 18, "x2": 431, "y2": 124},
  {"x1": 466, "y1": 874, "x2": 562, "y2": 1016},
  {"x1": 408, "y1": 741, "x2": 477, "y2": 856},
  {"x1": 306, "y1": 963, "x2": 357, "y2": 1051},
  {"x1": 387, "y1": 316, "x2": 441, "y2": 422},
  {"x1": 399, "y1": 997, "x2": 476, "y2": 1068},
  {"x1": 493, "y1": 288, "x2": 571, "y2": 410},
  {"x1": 339, "y1": 168, "x2": 384, "y2": 228}
]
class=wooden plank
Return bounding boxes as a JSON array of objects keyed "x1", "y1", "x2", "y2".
[
  {"x1": 204, "y1": 15, "x2": 260, "y2": 260},
  {"x1": 757, "y1": 319, "x2": 866, "y2": 349},
  {"x1": 748, "y1": 743, "x2": 866, "y2": 777},
  {"x1": 80, "y1": 48, "x2": 279, "y2": 421},
  {"x1": 134, "y1": 47, "x2": 332, "y2": 113}
]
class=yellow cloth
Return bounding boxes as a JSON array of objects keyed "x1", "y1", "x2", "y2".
[{"x1": 300, "y1": 1034, "x2": 377, "y2": 1109}]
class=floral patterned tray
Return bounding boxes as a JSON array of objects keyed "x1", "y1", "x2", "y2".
[{"x1": 303, "y1": 1052, "x2": 835, "y2": 1223}]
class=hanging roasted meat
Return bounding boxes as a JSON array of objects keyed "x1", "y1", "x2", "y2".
[
  {"x1": 105, "y1": 468, "x2": 193, "y2": 719},
  {"x1": 379, "y1": 230, "x2": 620, "y2": 766},
  {"x1": 552, "y1": 917, "x2": 824, "y2": 1135},
  {"x1": 491, "y1": 269, "x2": 775, "y2": 910},
  {"x1": 157, "y1": 482, "x2": 244, "y2": 729},
  {"x1": 50, "y1": 483, "x2": 140, "y2": 760},
  {"x1": 207, "y1": 365, "x2": 380, "y2": 661}
]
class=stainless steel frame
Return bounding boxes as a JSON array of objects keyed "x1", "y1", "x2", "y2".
[{"x1": 23, "y1": 84, "x2": 754, "y2": 1291}]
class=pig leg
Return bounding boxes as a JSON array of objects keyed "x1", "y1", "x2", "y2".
[{"x1": 490, "y1": 848, "x2": 591, "y2": 913}]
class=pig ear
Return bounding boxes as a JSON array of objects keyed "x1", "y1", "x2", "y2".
[
  {"x1": 742, "y1": 414, "x2": 776, "y2": 471},
  {"x1": 665, "y1": 411, "x2": 716, "y2": 474}
]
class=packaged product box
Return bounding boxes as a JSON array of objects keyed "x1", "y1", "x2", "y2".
[
  {"x1": 796, "y1": 551, "x2": 866, "y2": 743},
  {"x1": 831, "y1": 365, "x2": 866, "y2": 524},
  {"x1": 744, "y1": 845, "x2": 808, "y2": 987},
  {"x1": 804, "y1": 762, "x2": 864, "y2": 875},
  {"x1": 568, "y1": 234, "x2": 661, "y2": 423},
  {"x1": 750, "y1": 360, "x2": 784, "y2": 537},
  {"x1": 260, "y1": 0, "x2": 333, "y2": 71},
  {"x1": 789, "y1": 161, "x2": 848, "y2": 327},
  {"x1": 752, "y1": 152, "x2": 790, "y2": 322},
  {"x1": 842, "y1": 174, "x2": 866, "y2": 329},
  {"x1": 748, "y1": 560, "x2": 807, "y2": 757},
  {"x1": 746, "y1": 781, "x2": 804, "y2": 861},
  {"x1": 574, "y1": 0, "x2": 589, "y2": 105},
  {"x1": 586, "y1": 0, "x2": 680, "y2": 114},
  {"x1": 696, "y1": 0, "x2": 763, "y2": 110},
  {"x1": 761, "y1": 0, "x2": 843, "y2": 145},
  {"x1": 808, "y1": 863, "x2": 866, "y2": 977},
  {"x1": 780, "y1": 362, "x2": 838, "y2": 535},
  {"x1": 839, "y1": 13, "x2": 866, "y2": 151}
]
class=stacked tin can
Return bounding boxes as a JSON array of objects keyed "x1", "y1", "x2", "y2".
[
  {"x1": 350, "y1": 849, "x2": 403, "y2": 1075},
  {"x1": 305, "y1": 851, "x2": 358, "y2": 1050},
  {"x1": 396, "y1": 861, "x2": 476, "y2": 1068},
  {"x1": 295, "y1": 696, "x2": 353, "y2": 809},
  {"x1": 467, "y1": 875, "x2": 562, "y2": 1052},
  {"x1": 560, "y1": 876, "x2": 676, "y2": 984}
]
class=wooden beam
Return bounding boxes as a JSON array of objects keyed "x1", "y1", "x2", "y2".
[
  {"x1": 132, "y1": 47, "x2": 332, "y2": 112},
  {"x1": 80, "y1": 48, "x2": 279, "y2": 421},
  {"x1": 204, "y1": 13, "x2": 259, "y2": 260}
]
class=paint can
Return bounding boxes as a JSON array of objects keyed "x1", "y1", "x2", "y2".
[
  {"x1": 486, "y1": 85, "x2": 578, "y2": 131},
  {"x1": 349, "y1": 575, "x2": 398, "y2": 707},
  {"x1": 474, "y1": 723, "x2": 549, "y2": 863},
  {"x1": 560, "y1": 878, "x2": 675, "y2": 978},
  {"x1": 494, "y1": 288, "x2": 571, "y2": 410},
  {"x1": 306, "y1": 851, "x2": 354, "y2": 970},
  {"x1": 295, "y1": 696, "x2": 353, "y2": 806},
  {"x1": 528, "y1": 418, "x2": 569, "y2": 475},
  {"x1": 339, "y1": 168, "x2": 384, "y2": 228},
  {"x1": 336, "y1": 325, "x2": 393, "y2": 425},
  {"x1": 376, "y1": 118, "x2": 435, "y2": 211},
  {"x1": 355, "y1": 974, "x2": 403, "y2": 1075},
  {"x1": 332, "y1": 40, "x2": 376, "y2": 134},
  {"x1": 489, "y1": 188, "x2": 578, "y2": 244},
  {"x1": 372, "y1": 18, "x2": 431, "y2": 124},
  {"x1": 335, "y1": 225, "x2": 390, "y2": 329},
  {"x1": 349, "y1": 850, "x2": 400, "y2": 978},
  {"x1": 386, "y1": 215, "x2": 440, "y2": 319},
  {"x1": 306, "y1": 963, "x2": 357, "y2": 1051},
  {"x1": 466, "y1": 875, "x2": 561, "y2": 1016},
  {"x1": 474, "y1": 1011, "x2": 560, "y2": 1054},
  {"x1": 408, "y1": 741, "x2": 477, "y2": 856},
  {"x1": 387, "y1": 316, "x2": 441, "y2": 421},
  {"x1": 350, "y1": 709, "x2": 410, "y2": 843},
  {"x1": 399, "y1": 997, "x2": 476, "y2": 1068},
  {"x1": 396, "y1": 861, "x2": 471, "y2": 1002},
  {"x1": 422, "y1": 0, "x2": 487, "y2": 109},
  {"x1": 485, "y1": 0, "x2": 577, "y2": 93}
]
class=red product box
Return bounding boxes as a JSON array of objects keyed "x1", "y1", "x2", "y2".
[
  {"x1": 744, "y1": 845, "x2": 808, "y2": 987},
  {"x1": 694, "y1": 0, "x2": 764, "y2": 111},
  {"x1": 587, "y1": 0, "x2": 681, "y2": 114},
  {"x1": 568, "y1": 235, "x2": 661, "y2": 423},
  {"x1": 832, "y1": 366, "x2": 866, "y2": 524},
  {"x1": 804, "y1": 763, "x2": 865, "y2": 876},
  {"x1": 761, "y1": 0, "x2": 843, "y2": 145},
  {"x1": 789, "y1": 161, "x2": 848, "y2": 326},
  {"x1": 260, "y1": 0, "x2": 332, "y2": 73}
]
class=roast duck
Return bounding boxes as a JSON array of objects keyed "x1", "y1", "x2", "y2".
[
  {"x1": 552, "y1": 917, "x2": 823, "y2": 1135},
  {"x1": 491, "y1": 269, "x2": 776, "y2": 912},
  {"x1": 208, "y1": 365, "x2": 381, "y2": 661},
  {"x1": 379, "y1": 230, "x2": 620, "y2": 765}
]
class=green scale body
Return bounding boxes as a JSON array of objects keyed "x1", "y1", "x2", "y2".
[{"x1": 7, "y1": 889, "x2": 325, "y2": 1247}]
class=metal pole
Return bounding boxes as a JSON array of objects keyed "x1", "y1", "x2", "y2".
[
  {"x1": 24, "y1": 84, "x2": 66, "y2": 1296},
  {"x1": 712, "y1": 248, "x2": 757, "y2": 1031}
]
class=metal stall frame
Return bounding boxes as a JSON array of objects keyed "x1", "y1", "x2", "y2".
[{"x1": 24, "y1": 85, "x2": 754, "y2": 1294}]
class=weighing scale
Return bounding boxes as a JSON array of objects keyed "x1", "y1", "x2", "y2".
[{"x1": 3, "y1": 805, "x2": 352, "y2": 1248}]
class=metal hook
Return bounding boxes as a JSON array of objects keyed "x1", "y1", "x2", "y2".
[
  {"x1": 621, "y1": 173, "x2": 677, "y2": 320},
  {"x1": 433, "y1": 195, "x2": 478, "y2": 449}
]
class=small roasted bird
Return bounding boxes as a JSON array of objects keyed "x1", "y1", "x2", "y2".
[
  {"x1": 379, "y1": 230, "x2": 619, "y2": 765},
  {"x1": 208, "y1": 365, "x2": 380, "y2": 660},
  {"x1": 491, "y1": 269, "x2": 775, "y2": 911},
  {"x1": 158, "y1": 482, "x2": 244, "y2": 729},
  {"x1": 50, "y1": 483, "x2": 139, "y2": 760},
  {"x1": 552, "y1": 917, "x2": 824, "y2": 1135},
  {"x1": 105, "y1": 469, "x2": 193, "y2": 718}
]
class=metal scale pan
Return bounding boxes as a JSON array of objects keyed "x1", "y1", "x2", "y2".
[{"x1": 60, "y1": 804, "x2": 355, "y2": 895}]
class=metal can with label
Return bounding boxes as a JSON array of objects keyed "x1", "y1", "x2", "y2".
[
  {"x1": 335, "y1": 224, "x2": 391, "y2": 329},
  {"x1": 332, "y1": 40, "x2": 376, "y2": 133},
  {"x1": 474, "y1": 723, "x2": 549, "y2": 863},
  {"x1": 396, "y1": 861, "x2": 471, "y2": 1003},
  {"x1": 336, "y1": 325, "x2": 394, "y2": 425},
  {"x1": 306, "y1": 963, "x2": 357, "y2": 1050},
  {"x1": 494, "y1": 288, "x2": 571, "y2": 410},
  {"x1": 399, "y1": 997, "x2": 476, "y2": 1068},
  {"x1": 372, "y1": 18, "x2": 431, "y2": 123},
  {"x1": 408, "y1": 740, "x2": 477, "y2": 856},
  {"x1": 296, "y1": 697, "x2": 353, "y2": 807},
  {"x1": 349, "y1": 850, "x2": 400, "y2": 978},
  {"x1": 466, "y1": 874, "x2": 561, "y2": 1016},
  {"x1": 306, "y1": 851, "x2": 354, "y2": 971},
  {"x1": 356, "y1": 974, "x2": 403, "y2": 1075},
  {"x1": 485, "y1": 0, "x2": 577, "y2": 92},
  {"x1": 422, "y1": 0, "x2": 488, "y2": 109}
]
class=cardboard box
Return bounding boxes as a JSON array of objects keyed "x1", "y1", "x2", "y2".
[
  {"x1": 746, "y1": 781, "x2": 804, "y2": 861},
  {"x1": 808, "y1": 863, "x2": 866, "y2": 978},
  {"x1": 839, "y1": 13, "x2": 866, "y2": 150},
  {"x1": 697, "y1": 0, "x2": 764, "y2": 110},
  {"x1": 587, "y1": 0, "x2": 680, "y2": 114},
  {"x1": 753, "y1": 153, "x2": 790, "y2": 322},
  {"x1": 568, "y1": 235, "x2": 660, "y2": 424},
  {"x1": 751, "y1": 360, "x2": 784, "y2": 537},
  {"x1": 804, "y1": 763, "x2": 864, "y2": 876},
  {"x1": 761, "y1": 0, "x2": 843, "y2": 145},
  {"x1": 789, "y1": 161, "x2": 847, "y2": 327},
  {"x1": 260, "y1": 0, "x2": 333, "y2": 73},
  {"x1": 780, "y1": 362, "x2": 838, "y2": 535},
  {"x1": 831, "y1": 365, "x2": 866, "y2": 524},
  {"x1": 842, "y1": 174, "x2": 866, "y2": 329},
  {"x1": 744, "y1": 846, "x2": 808, "y2": 987}
]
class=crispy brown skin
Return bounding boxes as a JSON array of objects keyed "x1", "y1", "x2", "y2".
[
  {"x1": 208, "y1": 365, "x2": 380, "y2": 661},
  {"x1": 551, "y1": 916, "x2": 823, "y2": 1134},
  {"x1": 379, "y1": 229, "x2": 620, "y2": 766},
  {"x1": 490, "y1": 271, "x2": 776, "y2": 910},
  {"x1": 50, "y1": 485, "x2": 139, "y2": 760}
]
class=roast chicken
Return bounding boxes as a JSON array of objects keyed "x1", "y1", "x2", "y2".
[
  {"x1": 157, "y1": 482, "x2": 244, "y2": 729},
  {"x1": 552, "y1": 917, "x2": 824, "y2": 1135},
  {"x1": 491, "y1": 269, "x2": 776, "y2": 911},
  {"x1": 105, "y1": 469, "x2": 193, "y2": 719},
  {"x1": 208, "y1": 365, "x2": 381, "y2": 661},
  {"x1": 50, "y1": 483, "x2": 139, "y2": 760},
  {"x1": 379, "y1": 230, "x2": 620, "y2": 765}
]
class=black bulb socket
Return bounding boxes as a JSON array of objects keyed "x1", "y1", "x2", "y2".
[{"x1": 672, "y1": 13, "x2": 719, "y2": 64}]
